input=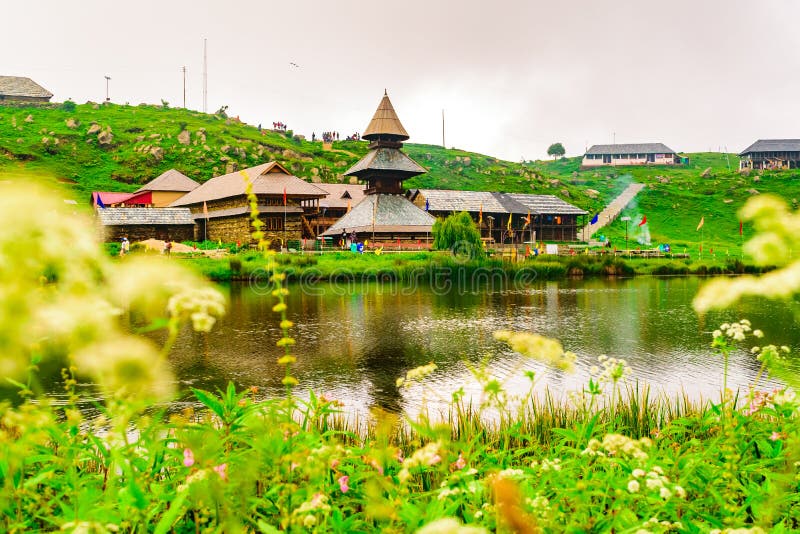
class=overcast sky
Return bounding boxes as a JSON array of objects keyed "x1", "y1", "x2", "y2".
[{"x1": 3, "y1": 0, "x2": 799, "y2": 161}]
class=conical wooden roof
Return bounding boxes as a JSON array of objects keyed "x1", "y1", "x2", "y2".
[{"x1": 362, "y1": 91, "x2": 410, "y2": 142}]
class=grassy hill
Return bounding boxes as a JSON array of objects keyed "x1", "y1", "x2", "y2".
[
  {"x1": 534, "y1": 153, "x2": 800, "y2": 255},
  {"x1": 2, "y1": 101, "x2": 799, "y2": 256}
]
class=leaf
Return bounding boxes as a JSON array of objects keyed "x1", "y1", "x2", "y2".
[
  {"x1": 153, "y1": 489, "x2": 188, "y2": 534},
  {"x1": 192, "y1": 388, "x2": 226, "y2": 419}
]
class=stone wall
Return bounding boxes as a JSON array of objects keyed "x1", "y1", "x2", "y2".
[{"x1": 103, "y1": 224, "x2": 195, "y2": 243}]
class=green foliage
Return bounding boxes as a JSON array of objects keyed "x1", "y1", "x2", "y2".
[
  {"x1": 59, "y1": 99, "x2": 76, "y2": 112},
  {"x1": 547, "y1": 142, "x2": 566, "y2": 159},
  {"x1": 432, "y1": 211, "x2": 485, "y2": 259}
]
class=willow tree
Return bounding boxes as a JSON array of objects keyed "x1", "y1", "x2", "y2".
[{"x1": 432, "y1": 211, "x2": 485, "y2": 259}]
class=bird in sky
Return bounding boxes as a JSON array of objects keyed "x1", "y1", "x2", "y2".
[{"x1": 289, "y1": 62, "x2": 300, "y2": 68}]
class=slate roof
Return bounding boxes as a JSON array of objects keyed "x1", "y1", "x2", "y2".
[
  {"x1": 344, "y1": 148, "x2": 426, "y2": 177},
  {"x1": 585, "y1": 143, "x2": 676, "y2": 155},
  {"x1": 97, "y1": 208, "x2": 195, "y2": 226},
  {"x1": 409, "y1": 189, "x2": 587, "y2": 216},
  {"x1": 314, "y1": 183, "x2": 367, "y2": 209},
  {"x1": 171, "y1": 162, "x2": 327, "y2": 206},
  {"x1": 321, "y1": 194, "x2": 435, "y2": 236},
  {"x1": 739, "y1": 139, "x2": 800, "y2": 156},
  {"x1": 136, "y1": 169, "x2": 200, "y2": 192},
  {"x1": 0, "y1": 76, "x2": 53, "y2": 99},
  {"x1": 362, "y1": 92, "x2": 410, "y2": 141}
]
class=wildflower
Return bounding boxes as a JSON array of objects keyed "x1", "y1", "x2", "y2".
[
  {"x1": 396, "y1": 362, "x2": 438, "y2": 389},
  {"x1": 659, "y1": 487, "x2": 672, "y2": 500},
  {"x1": 753, "y1": 329, "x2": 764, "y2": 338},
  {"x1": 632, "y1": 468, "x2": 645, "y2": 478},
  {"x1": 497, "y1": 468, "x2": 525, "y2": 479},
  {"x1": 454, "y1": 452, "x2": 467, "y2": 470},
  {"x1": 540, "y1": 458, "x2": 562, "y2": 471},
  {"x1": 213, "y1": 463, "x2": 227, "y2": 481},
  {"x1": 183, "y1": 448, "x2": 195, "y2": 467},
  {"x1": 627, "y1": 480, "x2": 640, "y2": 493},
  {"x1": 493, "y1": 330, "x2": 576, "y2": 372},
  {"x1": 338, "y1": 475, "x2": 350, "y2": 493},
  {"x1": 417, "y1": 517, "x2": 489, "y2": 534},
  {"x1": 303, "y1": 515, "x2": 316, "y2": 528},
  {"x1": 770, "y1": 431, "x2": 783, "y2": 441},
  {"x1": 674, "y1": 485, "x2": 687, "y2": 499},
  {"x1": 330, "y1": 458, "x2": 339, "y2": 470}
]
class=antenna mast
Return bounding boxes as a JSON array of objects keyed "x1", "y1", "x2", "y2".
[
  {"x1": 442, "y1": 109, "x2": 445, "y2": 148},
  {"x1": 202, "y1": 39, "x2": 208, "y2": 113},
  {"x1": 182, "y1": 66, "x2": 187, "y2": 108}
]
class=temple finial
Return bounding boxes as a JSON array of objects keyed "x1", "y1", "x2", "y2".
[{"x1": 384, "y1": 88, "x2": 387, "y2": 96}]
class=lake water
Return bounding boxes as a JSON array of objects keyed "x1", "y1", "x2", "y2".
[{"x1": 159, "y1": 276, "x2": 797, "y2": 416}]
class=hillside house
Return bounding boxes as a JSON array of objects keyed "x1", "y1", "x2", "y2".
[
  {"x1": 0, "y1": 76, "x2": 53, "y2": 103},
  {"x1": 407, "y1": 189, "x2": 587, "y2": 242},
  {"x1": 170, "y1": 162, "x2": 327, "y2": 247},
  {"x1": 582, "y1": 143, "x2": 680, "y2": 167},
  {"x1": 135, "y1": 169, "x2": 200, "y2": 207},
  {"x1": 739, "y1": 139, "x2": 800, "y2": 170}
]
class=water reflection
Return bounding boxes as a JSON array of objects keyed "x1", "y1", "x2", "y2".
[{"x1": 17, "y1": 277, "x2": 800, "y2": 418}]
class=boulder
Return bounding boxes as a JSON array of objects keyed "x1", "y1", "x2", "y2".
[
  {"x1": 149, "y1": 133, "x2": 161, "y2": 139},
  {"x1": 65, "y1": 118, "x2": 78, "y2": 129},
  {"x1": 349, "y1": 176, "x2": 359, "y2": 185},
  {"x1": 97, "y1": 130, "x2": 114, "y2": 146},
  {"x1": 700, "y1": 167, "x2": 712, "y2": 178},
  {"x1": 24, "y1": 114, "x2": 33, "y2": 123},
  {"x1": 196, "y1": 129, "x2": 207, "y2": 143},
  {"x1": 41, "y1": 137, "x2": 50, "y2": 145},
  {"x1": 560, "y1": 189, "x2": 571, "y2": 198},
  {"x1": 311, "y1": 176, "x2": 322, "y2": 183},
  {"x1": 177, "y1": 130, "x2": 191, "y2": 145},
  {"x1": 10, "y1": 117, "x2": 16, "y2": 127},
  {"x1": 135, "y1": 135, "x2": 145, "y2": 142},
  {"x1": 739, "y1": 168, "x2": 752, "y2": 177},
  {"x1": 753, "y1": 176, "x2": 760, "y2": 182},
  {"x1": 92, "y1": 104, "x2": 100, "y2": 110},
  {"x1": 282, "y1": 149, "x2": 300, "y2": 159},
  {"x1": 585, "y1": 189, "x2": 600, "y2": 198},
  {"x1": 220, "y1": 145, "x2": 230, "y2": 154},
  {"x1": 234, "y1": 147, "x2": 246, "y2": 159},
  {"x1": 225, "y1": 162, "x2": 238, "y2": 174},
  {"x1": 149, "y1": 146, "x2": 164, "y2": 161},
  {"x1": 746, "y1": 188, "x2": 759, "y2": 195},
  {"x1": 310, "y1": 167, "x2": 319, "y2": 176},
  {"x1": 462, "y1": 156, "x2": 471, "y2": 166},
  {"x1": 87, "y1": 123, "x2": 102, "y2": 135},
  {"x1": 723, "y1": 199, "x2": 733, "y2": 204},
  {"x1": 203, "y1": 144, "x2": 211, "y2": 152},
  {"x1": 548, "y1": 179, "x2": 560, "y2": 186},
  {"x1": 657, "y1": 176, "x2": 670, "y2": 184}
]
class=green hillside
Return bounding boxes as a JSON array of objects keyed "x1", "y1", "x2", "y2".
[
  {"x1": 534, "y1": 154, "x2": 800, "y2": 255},
  {"x1": 2, "y1": 101, "x2": 799, "y2": 256}
]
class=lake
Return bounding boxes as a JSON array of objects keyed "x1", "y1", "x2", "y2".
[{"x1": 157, "y1": 276, "x2": 797, "y2": 416}]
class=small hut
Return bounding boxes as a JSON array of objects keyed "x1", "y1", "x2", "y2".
[
  {"x1": 135, "y1": 169, "x2": 200, "y2": 207},
  {"x1": 0, "y1": 76, "x2": 53, "y2": 103}
]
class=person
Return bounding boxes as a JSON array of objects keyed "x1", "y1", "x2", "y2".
[
  {"x1": 164, "y1": 240, "x2": 172, "y2": 256},
  {"x1": 120, "y1": 237, "x2": 129, "y2": 256},
  {"x1": 312, "y1": 132, "x2": 316, "y2": 142},
  {"x1": 341, "y1": 229, "x2": 347, "y2": 249}
]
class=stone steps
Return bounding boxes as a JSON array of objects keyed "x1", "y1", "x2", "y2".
[{"x1": 580, "y1": 183, "x2": 646, "y2": 241}]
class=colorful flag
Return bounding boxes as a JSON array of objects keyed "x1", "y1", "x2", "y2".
[
  {"x1": 696, "y1": 216, "x2": 704, "y2": 231},
  {"x1": 478, "y1": 203, "x2": 483, "y2": 225},
  {"x1": 590, "y1": 213, "x2": 599, "y2": 225},
  {"x1": 507, "y1": 213, "x2": 512, "y2": 231},
  {"x1": 283, "y1": 187, "x2": 287, "y2": 206},
  {"x1": 96, "y1": 194, "x2": 106, "y2": 209},
  {"x1": 425, "y1": 198, "x2": 430, "y2": 211},
  {"x1": 347, "y1": 199, "x2": 352, "y2": 212},
  {"x1": 524, "y1": 211, "x2": 531, "y2": 228},
  {"x1": 739, "y1": 220, "x2": 743, "y2": 236},
  {"x1": 638, "y1": 215, "x2": 647, "y2": 227},
  {"x1": 203, "y1": 201, "x2": 209, "y2": 219}
]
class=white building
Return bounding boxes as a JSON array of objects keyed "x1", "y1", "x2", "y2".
[{"x1": 582, "y1": 143, "x2": 680, "y2": 167}]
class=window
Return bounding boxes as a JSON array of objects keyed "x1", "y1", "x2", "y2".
[{"x1": 264, "y1": 217, "x2": 283, "y2": 231}]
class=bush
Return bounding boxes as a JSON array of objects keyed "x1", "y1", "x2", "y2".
[
  {"x1": 59, "y1": 100, "x2": 76, "y2": 112},
  {"x1": 432, "y1": 211, "x2": 485, "y2": 259}
]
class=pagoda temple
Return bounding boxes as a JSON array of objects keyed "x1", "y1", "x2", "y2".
[{"x1": 322, "y1": 92, "x2": 434, "y2": 243}]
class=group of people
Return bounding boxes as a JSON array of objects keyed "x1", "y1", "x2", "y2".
[
  {"x1": 272, "y1": 122, "x2": 288, "y2": 131},
  {"x1": 320, "y1": 131, "x2": 339, "y2": 142}
]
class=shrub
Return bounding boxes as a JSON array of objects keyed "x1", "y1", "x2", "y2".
[
  {"x1": 432, "y1": 211, "x2": 485, "y2": 259},
  {"x1": 59, "y1": 99, "x2": 76, "y2": 112}
]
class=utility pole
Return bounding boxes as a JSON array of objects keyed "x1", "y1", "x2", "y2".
[
  {"x1": 182, "y1": 66, "x2": 187, "y2": 108},
  {"x1": 104, "y1": 76, "x2": 111, "y2": 102},
  {"x1": 442, "y1": 109, "x2": 445, "y2": 148},
  {"x1": 202, "y1": 39, "x2": 208, "y2": 113}
]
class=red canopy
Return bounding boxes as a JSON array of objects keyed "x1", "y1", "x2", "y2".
[{"x1": 92, "y1": 191, "x2": 153, "y2": 207}]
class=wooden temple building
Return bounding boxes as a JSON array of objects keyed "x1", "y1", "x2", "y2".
[
  {"x1": 170, "y1": 162, "x2": 327, "y2": 247},
  {"x1": 313, "y1": 183, "x2": 366, "y2": 237},
  {"x1": 739, "y1": 139, "x2": 800, "y2": 170},
  {"x1": 135, "y1": 169, "x2": 200, "y2": 207},
  {"x1": 321, "y1": 92, "x2": 435, "y2": 242},
  {"x1": 407, "y1": 189, "x2": 587, "y2": 242}
]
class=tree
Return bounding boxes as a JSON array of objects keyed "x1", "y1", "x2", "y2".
[
  {"x1": 432, "y1": 211, "x2": 485, "y2": 260},
  {"x1": 547, "y1": 142, "x2": 566, "y2": 159}
]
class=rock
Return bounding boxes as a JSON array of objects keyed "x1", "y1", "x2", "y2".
[
  {"x1": 135, "y1": 135, "x2": 145, "y2": 142},
  {"x1": 349, "y1": 176, "x2": 359, "y2": 185},
  {"x1": 560, "y1": 189, "x2": 570, "y2": 198},
  {"x1": 87, "y1": 123, "x2": 102, "y2": 135},
  {"x1": 746, "y1": 188, "x2": 759, "y2": 195},
  {"x1": 335, "y1": 160, "x2": 347, "y2": 167},
  {"x1": 723, "y1": 199, "x2": 733, "y2": 204},
  {"x1": 177, "y1": 130, "x2": 191, "y2": 145},
  {"x1": 11, "y1": 117, "x2": 16, "y2": 127},
  {"x1": 220, "y1": 145, "x2": 231, "y2": 154},
  {"x1": 657, "y1": 176, "x2": 670, "y2": 184},
  {"x1": 149, "y1": 146, "x2": 164, "y2": 161},
  {"x1": 196, "y1": 129, "x2": 207, "y2": 143},
  {"x1": 65, "y1": 118, "x2": 78, "y2": 129},
  {"x1": 739, "y1": 168, "x2": 752, "y2": 176},
  {"x1": 548, "y1": 179, "x2": 560, "y2": 186},
  {"x1": 203, "y1": 144, "x2": 211, "y2": 152},
  {"x1": 310, "y1": 167, "x2": 319, "y2": 176},
  {"x1": 24, "y1": 114, "x2": 33, "y2": 123},
  {"x1": 149, "y1": 133, "x2": 161, "y2": 139},
  {"x1": 585, "y1": 189, "x2": 600, "y2": 198},
  {"x1": 462, "y1": 156, "x2": 471, "y2": 166},
  {"x1": 16, "y1": 138, "x2": 22, "y2": 143},
  {"x1": 282, "y1": 149, "x2": 300, "y2": 159},
  {"x1": 41, "y1": 137, "x2": 50, "y2": 145},
  {"x1": 311, "y1": 176, "x2": 322, "y2": 183},
  {"x1": 753, "y1": 176, "x2": 760, "y2": 182},
  {"x1": 234, "y1": 147, "x2": 246, "y2": 159},
  {"x1": 700, "y1": 167, "x2": 712, "y2": 178},
  {"x1": 97, "y1": 130, "x2": 114, "y2": 146},
  {"x1": 225, "y1": 162, "x2": 237, "y2": 174}
]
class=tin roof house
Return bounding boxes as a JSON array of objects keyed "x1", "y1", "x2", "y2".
[
  {"x1": 0, "y1": 76, "x2": 53, "y2": 102},
  {"x1": 582, "y1": 143, "x2": 680, "y2": 167},
  {"x1": 739, "y1": 139, "x2": 800, "y2": 170}
]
